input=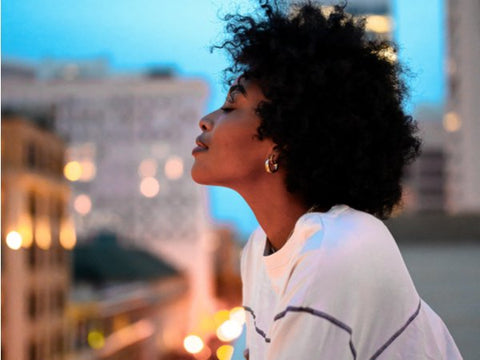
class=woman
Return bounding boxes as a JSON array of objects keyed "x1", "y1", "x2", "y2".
[{"x1": 191, "y1": 1, "x2": 461, "y2": 359}]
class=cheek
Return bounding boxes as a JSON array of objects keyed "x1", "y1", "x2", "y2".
[{"x1": 215, "y1": 119, "x2": 259, "y2": 150}]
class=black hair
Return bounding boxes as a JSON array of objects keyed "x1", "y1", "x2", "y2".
[{"x1": 215, "y1": 1, "x2": 421, "y2": 219}]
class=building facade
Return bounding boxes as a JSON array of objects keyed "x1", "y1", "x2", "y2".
[
  {"x1": 2, "y1": 115, "x2": 75, "y2": 360},
  {"x1": 2, "y1": 68, "x2": 215, "y2": 337},
  {"x1": 445, "y1": 0, "x2": 480, "y2": 213}
]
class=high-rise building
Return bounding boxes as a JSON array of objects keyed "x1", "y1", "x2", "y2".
[
  {"x1": 445, "y1": 0, "x2": 480, "y2": 213},
  {"x1": 1, "y1": 114, "x2": 76, "y2": 360}
]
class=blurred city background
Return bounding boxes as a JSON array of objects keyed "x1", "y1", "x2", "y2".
[{"x1": 1, "y1": 0, "x2": 479, "y2": 359}]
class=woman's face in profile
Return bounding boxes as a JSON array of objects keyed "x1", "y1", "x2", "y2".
[{"x1": 191, "y1": 79, "x2": 274, "y2": 188}]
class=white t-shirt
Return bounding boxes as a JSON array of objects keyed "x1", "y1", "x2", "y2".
[{"x1": 241, "y1": 205, "x2": 462, "y2": 359}]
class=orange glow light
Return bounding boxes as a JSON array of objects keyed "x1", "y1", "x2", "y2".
[
  {"x1": 64, "y1": 161, "x2": 82, "y2": 181},
  {"x1": 35, "y1": 218, "x2": 51, "y2": 250},
  {"x1": 60, "y1": 218, "x2": 77, "y2": 250},
  {"x1": 365, "y1": 15, "x2": 391, "y2": 34},
  {"x1": 214, "y1": 310, "x2": 230, "y2": 327},
  {"x1": 19, "y1": 214, "x2": 33, "y2": 248}
]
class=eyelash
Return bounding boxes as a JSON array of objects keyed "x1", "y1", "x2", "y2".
[{"x1": 221, "y1": 107, "x2": 234, "y2": 113}]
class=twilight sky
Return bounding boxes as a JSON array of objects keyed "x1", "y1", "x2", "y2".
[{"x1": 2, "y1": 0, "x2": 445, "y2": 237}]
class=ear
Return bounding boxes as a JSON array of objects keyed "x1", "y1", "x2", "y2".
[{"x1": 265, "y1": 144, "x2": 281, "y2": 160}]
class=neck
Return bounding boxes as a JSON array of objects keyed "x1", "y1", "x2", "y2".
[{"x1": 234, "y1": 177, "x2": 309, "y2": 251}]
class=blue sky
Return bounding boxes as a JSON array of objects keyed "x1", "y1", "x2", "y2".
[
  {"x1": 2, "y1": 0, "x2": 445, "y2": 238},
  {"x1": 393, "y1": 0, "x2": 445, "y2": 113}
]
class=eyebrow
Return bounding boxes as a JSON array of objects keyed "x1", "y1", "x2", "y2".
[{"x1": 227, "y1": 84, "x2": 247, "y2": 102}]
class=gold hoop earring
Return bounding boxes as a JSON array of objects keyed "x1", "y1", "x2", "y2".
[{"x1": 265, "y1": 154, "x2": 279, "y2": 174}]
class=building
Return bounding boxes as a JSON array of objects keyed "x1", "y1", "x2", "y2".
[
  {"x1": 401, "y1": 108, "x2": 447, "y2": 213},
  {"x1": 211, "y1": 227, "x2": 242, "y2": 309},
  {"x1": 69, "y1": 231, "x2": 189, "y2": 360},
  {"x1": 1, "y1": 114, "x2": 76, "y2": 360},
  {"x1": 329, "y1": 0, "x2": 393, "y2": 41},
  {"x1": 2, "y1": 62, "x2": 215, "y2": 337},
  {"x1": 445, "y1": 0, "x2": 480, "y2": 213}
]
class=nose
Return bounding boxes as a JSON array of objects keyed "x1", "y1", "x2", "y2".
[{"x1": 199, "y1": 112, "x2": 214, "y2": 132}]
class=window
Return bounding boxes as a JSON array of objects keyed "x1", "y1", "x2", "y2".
[
  {"x1": 26, "y1": 142, "x2": 36, "y2": 169},
  {"x1": 28, "y1": 246, "x2": 37, "y2": 268},
  {"x1": 56, "y1": 246, "x2": 65, "y2": 266},
  {"x1": 28, "y1": 192, "x2": 36, "y2": 217},
  {"x1": 57, "y1": 289, "x2": 65, "y2": 313},
  {"x1": 28, "y1": 292, "x2": 37, "y2": 320},
  {"x1": 29, "y1": 342, "x2": 36, "y2": 360}
]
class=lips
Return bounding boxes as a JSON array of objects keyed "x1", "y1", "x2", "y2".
[
  {"x1": 195, "y1": 136, "x2": 209, "y2": 149},
  {"x1": 192, "y1": 136, "x2": 209, "y2": 155}
]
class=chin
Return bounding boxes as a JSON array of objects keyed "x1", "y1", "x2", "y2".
[{"x1": 190, "y1": 165, "x2": 210, "y2": 185}]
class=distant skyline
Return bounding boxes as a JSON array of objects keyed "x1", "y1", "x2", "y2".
[{"x1": 2, "y1": 0, "x2": 445, "y2": 237}]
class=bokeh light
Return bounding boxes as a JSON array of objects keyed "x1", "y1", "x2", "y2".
[
  {"x1": 64, "y1": 161, "x2": 82, "y2": 181},
  {"x1": 216, "y1": 320, "x2": 243, "y2": 342},
  {"x1": 443, "y1": 111, "x2": 461, "y2": 132},
  {"x1": 216, "y1": 345, "x2": 234, "y2": 360},
  {"x1": 60, "y1": 218, "x2": 77, "y2": 250},
  {"x1": 6, "y1": 231, "x2": 22, "y2": 250},
  {"x1": 140, "y1": 177, "x2": 160, "y2": 198},
  {"x1": 164, "y1": 156, "x2": 184, "y2": 180},
  {"x1": 365, "y1": 15, "x2": 391, "y2": 34},
  {"x1": 87, "y1": 330, "x2": 105, "y2": 349},
  {"x1": 229, "y1": 307, "x2": 246, "y2": 325},
  {"x1": 74, "y1": 194, "x2": 92, "y2": 215},
  {"x1": 214, "y1": 310, "x2": 230, "y2": 327},
  {"x1": 138, "y1": 158, "x2": 158, "y2": 178},
  {"x1": 35, "y1": 218, "x2": 51, "y2": 250},
  {"x1": 183, "y1": 334, "x2": 204, "y2": 354},
  {"x1": 79, "y1": 160, "x2": 96, "y2": 181},
  {"x1": 18, "y1": 214, "x2": 33, "y2": 248}
]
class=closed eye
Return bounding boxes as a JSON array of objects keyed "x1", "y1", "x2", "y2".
[{"x1": 221, "y1": 107, "x2": 234, "y2": 113}]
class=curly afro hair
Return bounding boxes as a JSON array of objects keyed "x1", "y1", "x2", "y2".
[{"x1": 215, "y1": 1, "x2": 421, "y2": 219}]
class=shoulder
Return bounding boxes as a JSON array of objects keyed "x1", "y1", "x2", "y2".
[
  {"x1": 296, "y1": 205, "x2": 395, "y2": 261},
  {"x1": 286, "y1": 205, "x2": 418, "y2": 310}
]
